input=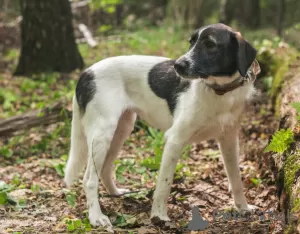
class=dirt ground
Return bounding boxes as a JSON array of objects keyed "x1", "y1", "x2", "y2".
[{"x1": 0, "y1": 80, "x2": 288, "y2": 234}]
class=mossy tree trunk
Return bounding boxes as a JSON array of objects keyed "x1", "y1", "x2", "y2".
[
  {"x1": 15, "y1": 0, "x2": 84, "y2": 76},
  {"x1": 272, "y1": 59, "x2": 300, "y2": 233}
]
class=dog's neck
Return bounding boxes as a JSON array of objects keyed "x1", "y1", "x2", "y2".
[{"x1": 204, "y1": 61, "x2": 259, "y2": 95}]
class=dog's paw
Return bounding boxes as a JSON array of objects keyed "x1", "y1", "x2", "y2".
[
  {"x1": 89, "y1": 213, "x2": 113, "y2": 232},
  {"x1": 236, "y1": 204, "x2": 259, "y2": 212},
  {"x1": 150, "y1": 214, "x2": 171, "y2": 225},
  {"x1": 228, "y1": 183, "x2": 232, "y2": 193},
  {"x1": 115, "y1": 188, "x2": 130, "y2": 195},
  {"x1": 150, "y1": 208, "x2": 170, "y2": 225}
]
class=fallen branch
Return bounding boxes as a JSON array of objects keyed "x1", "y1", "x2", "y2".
[
  {"x1": 78, "y1": 23, "x2": 98, "y2": 48},
  {"x1": 0, "y1": 101, "x2": 71, "y2": 137}
]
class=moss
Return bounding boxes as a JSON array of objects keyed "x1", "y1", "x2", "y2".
[
  {"x1": 285, "y1": 224, "x2": 298, "y2": 234},
  {"x1": 270, "y1": 54, "x2": 299, "y2": 115},
  {"x1": 256, "y1": 49, "x2": 282, "y2": 78},
  {"x1": 270, "y1": 60, "x2": 289, "y2": 100},
  {"x1": 284, "y1": 151, "x2": 300, "y2": 195},
  {"x1": 292, "y1": 197, "x2": 300, "y2": 213}
]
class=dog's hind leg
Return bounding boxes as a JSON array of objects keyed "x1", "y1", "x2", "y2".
[
  {"x1": 101, "y1": 110, "x2": 136, "y2": 195},
  {"x1": 82, "y1": 115, "x2": 120, "y2": 229}
]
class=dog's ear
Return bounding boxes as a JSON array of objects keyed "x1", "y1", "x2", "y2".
[
  {"x1": 252, "y1": 59, "x2": 261, "y2": 76},
  {"x1": 235, "y1": 33, "x2": 257, "y2": 77}
]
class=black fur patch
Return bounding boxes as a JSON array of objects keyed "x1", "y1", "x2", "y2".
[
  {"x1": 76, "y1": 69, "x2": 96, "y2": 114},
  {"x1": 148, "y1": 60, "x2": 190, "y2": 114}
]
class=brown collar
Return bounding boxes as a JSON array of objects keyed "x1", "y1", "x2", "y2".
[
  {"x1": 205, "y1": 75, "x2": 249, "y2": 95},
  {"x1": 205, "y1": 60, "x2": 260, "y2": 95}
]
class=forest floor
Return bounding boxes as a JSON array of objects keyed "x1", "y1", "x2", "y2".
[{"x1": 0, "y1": 27, "x2": 291, "y2": 233}]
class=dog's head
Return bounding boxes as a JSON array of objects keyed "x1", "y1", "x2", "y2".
[{"x1": 174, "y1": 23, "x2": 258, "y2": 80}]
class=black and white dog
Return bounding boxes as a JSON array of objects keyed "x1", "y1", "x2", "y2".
[{"x1": 64, "y1": 23, "x2": 261, "y2": 229}]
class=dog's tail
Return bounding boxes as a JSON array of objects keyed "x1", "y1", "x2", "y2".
[{"x1": 64, "y1": 95, "x2": 88, "y2": 187}]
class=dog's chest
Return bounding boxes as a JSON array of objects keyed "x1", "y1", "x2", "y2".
[{"x1": 180, "y1": 85, "x2": 249, "y2": 141}]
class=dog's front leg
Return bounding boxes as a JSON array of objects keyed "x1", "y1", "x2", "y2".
[
  {"x1": 218, "y1": 128, "x2": 255, "y2": 211},
  {"x1": 151, "y1": 136, "x2": 186, "y2": 222}
]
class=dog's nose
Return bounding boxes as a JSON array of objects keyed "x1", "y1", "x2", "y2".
[{"x1": 174, "y1": 60, "x2": 189, "y2": 74}]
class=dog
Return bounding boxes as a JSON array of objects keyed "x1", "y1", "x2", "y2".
[{"x1": 64, "y1": 23, "x2": 261, "y2": 230}]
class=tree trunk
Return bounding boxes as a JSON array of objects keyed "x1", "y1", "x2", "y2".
[
  {"x1": 167, "y1": 0, "x2": 204, "y2": 28},
  {"x1": 219, "y1": 0, "x2": 236, "y2": 25},
  {"x1": 271, "y1": 59, "x2": 300, "y2": 232},
  {"x1": 14, "y1": 0, "x2": 84, "y2": 76},
  {"x1": 277, "y1": 0, "x2": 285, "y2": 36},
  {"x1": 238, "y1": 0, "x2": 260, "y2": 29},
  {"x1": 115, "y1": 4, "x2": 123, "y2": 27}
]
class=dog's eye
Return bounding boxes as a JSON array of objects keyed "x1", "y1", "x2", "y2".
[
  {"x1": 189, "y1": 35, "x2": 197, "y2": 45},
  {"x1": 204, "y1": 40, "x2": 217, "y2": 49}
]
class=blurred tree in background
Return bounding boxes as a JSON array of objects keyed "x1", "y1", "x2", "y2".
[{"x1": 14, "y1": 0, "x2": 84, "y2": 75}]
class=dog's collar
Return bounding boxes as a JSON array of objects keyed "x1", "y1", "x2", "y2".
[
  {"x1": 205, "y1": 75, "x2": 249, "y2": 95},
  {"x1": 205, "y1": 60, "x2": 260, "y2": 95}
]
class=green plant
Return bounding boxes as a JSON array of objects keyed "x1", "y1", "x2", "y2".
[
  {"x1": 264, "y1": 129, "x2": 294, "y2": 153},
  {"x1": 140, "y1": 127, "x2": 164, "y2": 170},
  {"x1": 291, "y1": 102, "x2": 300, "y2": 122},
  {"x1": 0, "y1": 181, "x2": 17, "y2": 205},
  {"x1": 52, "y1": 155, "x2": 68, "y2": 177},
  {"x1": 265, "y1": 102, "x2": 300, "y2": 153},
  {"x1": 63, "y1": 189, "x2": 77, "y2": 208},
  {"x1": 0, "y1": 146, "x2": 13, "y2": 158},
  {"x1": 115, "y1": 158, "x2": 137, "y2": 184},
  {"x1": 113, "y1": 213, "x2": 137, "y2": 227},
  {"x1": 250, "y1": 177, "x2": 262, "y2": 186},
  {"x1": 64, "y1": 217, "x2": 91, "y2": 232},
  {"x1": 89, "y1": 0, "x2": 122, "y2": 13}
]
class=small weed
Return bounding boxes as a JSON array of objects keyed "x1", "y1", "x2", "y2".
[
  {"x1": 250, "y1": 177, "x2": 262, "y2": 186},
  {"x1": 52, "y1": 155, "x2": 68, "y2": 177},
  {"x1": 113, "y1": 213, "x2": 137, "y2": 227},
  {"x1": 115, "y1": 158, "x2": 136, "y2": 184},
  {"x1": 140, "y1": 127, "x2": 164, "y2": 170},
  {"x1": 0, "y1": 146, "x2": 13, "y2": 158},
  {"x1": 0, "y1": 181, "x2": 17, "y2": 206},
  {"x1": 31, "y1": 184, "x2": 41, "y2": 192},
  {"x1": 64, "y1": 217, "x2": 91, "y2": 233},
  {"x1": 63, "y1": 189, "x2": 77, "y2": 208}
]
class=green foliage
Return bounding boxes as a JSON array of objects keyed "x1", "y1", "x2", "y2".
[
  {"x1": 113, "y1": 213, "x2": 137, "y2": 227},
  {"x1": 89, "y1": 0, "x2": 122, "y2": 12},
  {"x1": 140, "y1": 127, "x2": 164, "y2": 170},
  {"x1": 0, "y1": 88, "x2": 19, "y2": 111},
  {"x1": 0, "y1": 146, "x2": 13, "y2": 158},
  {"x1": 64, "y1": 217, "x2": 91, "y2": 233},
  {"x1": 264, "y1": 129, "x2": 294, "y2": 153},
  {"x1": 63, "y1": 189, "x2": 77, "y2": 208},
  {"x1": 291, "y1": 102, "x2": 300, "y2": 122},
  {"x1": 30, "y1": 184, "x2": 41, "y2": 193},
  {"x1": 52, "y1": 155, "x2": 68, "y2": 177},
  {"x1": 115, "y1": 158, "x2": 137, "y2": 184},
  {"x1": 250, "y1": 177, "x2": 262, "y2": 186},
  {"x1": 0, "y1": 181, "x2": 17, "y2": 206}
]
